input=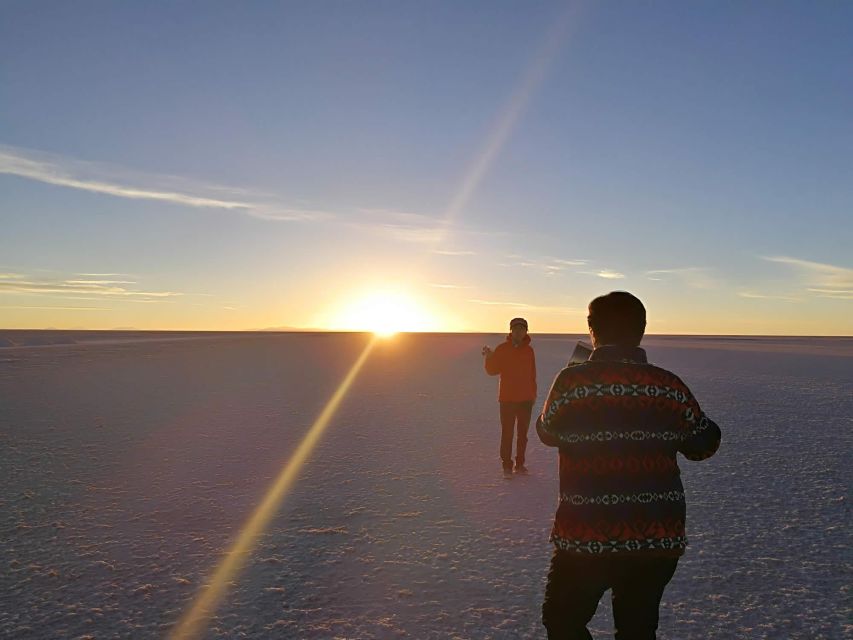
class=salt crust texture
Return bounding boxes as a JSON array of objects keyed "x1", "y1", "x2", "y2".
[{"x1": 1, "y1": 332, "x2": 850, "y2": 639}]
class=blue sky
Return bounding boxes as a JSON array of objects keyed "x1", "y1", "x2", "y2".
[{"x1": 1, "y1": 1, "x2": 851, "y2": 334}]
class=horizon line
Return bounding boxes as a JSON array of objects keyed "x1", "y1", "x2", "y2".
[{"x1": 1, "y1": 328, "x2": 851, "y2": 339}]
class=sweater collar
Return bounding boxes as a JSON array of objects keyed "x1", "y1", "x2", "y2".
[{"x1": 589, "y1": 345, "x2": 647, "y2": 363}]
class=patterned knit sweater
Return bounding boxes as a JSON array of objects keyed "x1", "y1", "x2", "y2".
[{"x1": 536, "y1": 345, "x2": 721, "y2": 557}]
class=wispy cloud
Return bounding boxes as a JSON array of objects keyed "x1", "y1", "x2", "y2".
[
  {"x1": 737, "y1": 291, "x2": 802, "y2": 302},
  {"x1": 762, "y1": 256, "x2": 853, "y2": 300},
  {"x1": 432, "y1": 249, "x2": 476, "y2": 256},
  {"x1": 551, "y1": 258, "x2": 588, "y2": 267},
  {"x1": 1, "y1": 146, "x2": 506, "y2": 247},
  {"x1": 356, "y1": 209, "x2": 435, "y2": 226},
  {"x1": 346, "y1": 208, "x2": 455, "y2": 245},
  {"x1": 645, "y1": 267, "x2": 718, "y2": 289},
  {"x1": 429, "y1": 283, "x2": 472, "y2": 289},
  {"x1": 64, "y1": 279, "x2": 136, "y2": 285},
  {"x1": 807, "y1": 288, "x2": 853, "y2": 300},
  {"x1": 0, "y1": 144, "x2": 330, "y2": 222},
  {"x1": 596, "y1": 269, "x2": 625, "y2": 280},
  {"x1": 579, "y1": 269, "x2": 625, "y2": 280},
  {"x1": 469, "y1": 298, "x2": 535, "y2": 309},
  {"x1": 368, "y1": 223, "x2": 445, "y2": 245},
  {"x1": 347, "y1": 208, "x2": 507, "y2": 248},
  {"x1": 467, "y1": 298, "x2": 581, "y2": 314},
  {"x1": 77, "y1": 272, "x2": 131, "y2": 277},
  {"x1": 0, "y1": 272, "x2": 187, "y2": 302},
  {"x1": 500, "y1": 255, "x2": 588, "y2": 276},
  {"x1": 3, "y1": 305, "x2": 112, "y2": 311}
]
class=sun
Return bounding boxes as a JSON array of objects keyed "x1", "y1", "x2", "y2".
[{"x1": 334, "y1": 290, "x2": 439, "y2": 336}]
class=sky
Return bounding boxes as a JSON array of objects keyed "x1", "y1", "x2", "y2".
[{"x1": 1, "y1": 1, "x2": 851, "y2": 335}]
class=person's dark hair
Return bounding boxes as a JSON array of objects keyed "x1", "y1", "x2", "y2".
[{"x1": 587, "y1": 291, "x2": 646, "y2": 347}]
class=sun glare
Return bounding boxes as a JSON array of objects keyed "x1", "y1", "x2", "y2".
[{"x1": 335, "y1": 290, "x2": 438, "y2": 336}]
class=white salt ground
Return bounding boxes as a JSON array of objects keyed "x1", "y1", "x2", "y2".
[{"x1": 1, "y1": 332, "x2": 850, "y2": 639}]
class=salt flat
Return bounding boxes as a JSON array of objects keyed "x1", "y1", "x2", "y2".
[{"x1": 1, "y1": 332, "x2": 850, "y2": 639}]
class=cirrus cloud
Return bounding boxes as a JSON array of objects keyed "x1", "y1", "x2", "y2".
[
  {"x1": 0, "y1": 144, "x2": 330, "y2": 222},
  {"x1": 762, "y1": 256, "x2": 853, "y2": 300},
  {"x1": 0, "y1": 271, "x2": 189, "y2": 302}
]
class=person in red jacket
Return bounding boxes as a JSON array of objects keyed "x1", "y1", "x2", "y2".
[{"x1": 483, "y1": 317, "x2": 538, "y2": 476}]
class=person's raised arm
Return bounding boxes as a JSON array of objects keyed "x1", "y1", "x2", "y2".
[
  {"x1": 483, "y1": 345, "x2": 501, "y2": 376},
  {"x1": 676, "y1": 384, "x2": 721, "y2": 461}
]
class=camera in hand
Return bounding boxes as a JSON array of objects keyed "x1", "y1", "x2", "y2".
[{"x1": 568, "y1": 341, "x2": 593, "y2": 365}]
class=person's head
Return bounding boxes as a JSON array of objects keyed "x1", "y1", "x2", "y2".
[
  {"x1": 587, "y1": 291, "x2": 646, "y2": 348},
  {"x1": 509, "y1": 317, "x2": 528, "y2": 343}
]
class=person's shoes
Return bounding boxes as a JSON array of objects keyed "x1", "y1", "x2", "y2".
[
  {"x1": 502, "y1": 466, "x2": 514, "y2": 479},
  {"x1": 514, "y1": 464, "x2": 529, "y2": 475}
]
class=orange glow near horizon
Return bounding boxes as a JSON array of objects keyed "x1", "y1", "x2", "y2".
[
  {"x1": 169, "y1": 336, "x2": 378, "y2": 640},
  {"x1": 321, "y1": 289, "x2": 446, "y2": 336}
]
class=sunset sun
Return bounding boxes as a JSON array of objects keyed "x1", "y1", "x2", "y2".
[{"x1": 334, "y1": 290, "x2": 439, "y2": 336}]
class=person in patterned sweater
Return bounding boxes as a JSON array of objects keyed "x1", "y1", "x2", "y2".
[{"x1": 536, "y1": 291, "x2": 721, "y2": 640}]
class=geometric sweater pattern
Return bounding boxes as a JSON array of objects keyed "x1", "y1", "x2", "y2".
[{"x1": 536, "y1": 345, "x2": 721, "y2": 556}]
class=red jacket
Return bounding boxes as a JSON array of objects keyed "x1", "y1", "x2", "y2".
[{"x1": 484, "y1": 335, "x2": 537, "y2": 402}]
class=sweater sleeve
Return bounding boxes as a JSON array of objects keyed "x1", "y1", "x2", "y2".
[
  {"x1": 536, "y1": 370, "x2": 569, "y2": 447},
  {"x1": 676, "y1": 383, "x2": 722, "y2": 461}
]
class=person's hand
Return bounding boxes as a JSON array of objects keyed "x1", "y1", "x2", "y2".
[{"x1": 482, "y1": 346, "x2": 492, "y2": 357}]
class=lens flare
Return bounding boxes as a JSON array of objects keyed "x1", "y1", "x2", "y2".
[
  {"x1": 169, "y1": 336, "x2": 378, "y2": 640},
  {"x1": 432, "y1": 3, "x2": 580, "y2": 247}
]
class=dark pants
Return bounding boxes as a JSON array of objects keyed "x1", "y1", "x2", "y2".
[
  {"x1": 542, "y1": 550, "x2": 679, "y2": 640},
  {"x1": 499, "y1": 400, "x2": 533, "y2": 469}
]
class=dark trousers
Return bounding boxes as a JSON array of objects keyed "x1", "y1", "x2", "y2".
[
  {"x1": 499, "y1": 400, "x2": 533, "y2": 469},
  {"x1": 542, "y1": 550, "x2": 679, "y2": 640}
]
